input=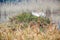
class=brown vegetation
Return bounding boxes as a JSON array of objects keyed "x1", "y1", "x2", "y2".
[
  {"x1": 0, "y1": 13, "x2": 60, "y2": 40},
  {"x1": 0, "y1": 21, "x2": 60, "y2": 40}
]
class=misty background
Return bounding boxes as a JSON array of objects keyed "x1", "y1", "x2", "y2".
[{"x1": 0, "y1": 0, "x2": 60, "y2": 28}]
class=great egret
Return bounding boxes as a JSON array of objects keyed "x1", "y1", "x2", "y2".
[{"x1": 32, "y1": 11, "x2": 46, "y2": 17}]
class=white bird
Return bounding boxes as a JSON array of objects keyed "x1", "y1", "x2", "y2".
[{"x1": 32, "y1": 11, "x2": 46, "y2": 17}]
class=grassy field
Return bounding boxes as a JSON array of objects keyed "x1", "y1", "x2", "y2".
[{"x1": 0, "y1": 12, "x2": 60, "y2": 40}]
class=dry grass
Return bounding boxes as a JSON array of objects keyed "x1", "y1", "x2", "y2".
[
  {"x1": 0, "y1": 22, "x2": 60, "y2": 40},
  {"x1": 0, "y1": 13, "x2": 60, "y2": 40}
]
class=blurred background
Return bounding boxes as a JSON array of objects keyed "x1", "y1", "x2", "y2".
[{"x1": 0, "y1": 0, "x2": 60, "y2": 28}]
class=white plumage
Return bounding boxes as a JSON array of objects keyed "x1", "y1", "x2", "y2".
[{"x1": 32, "y1": 11, "x2": 46, "y2": 17}]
